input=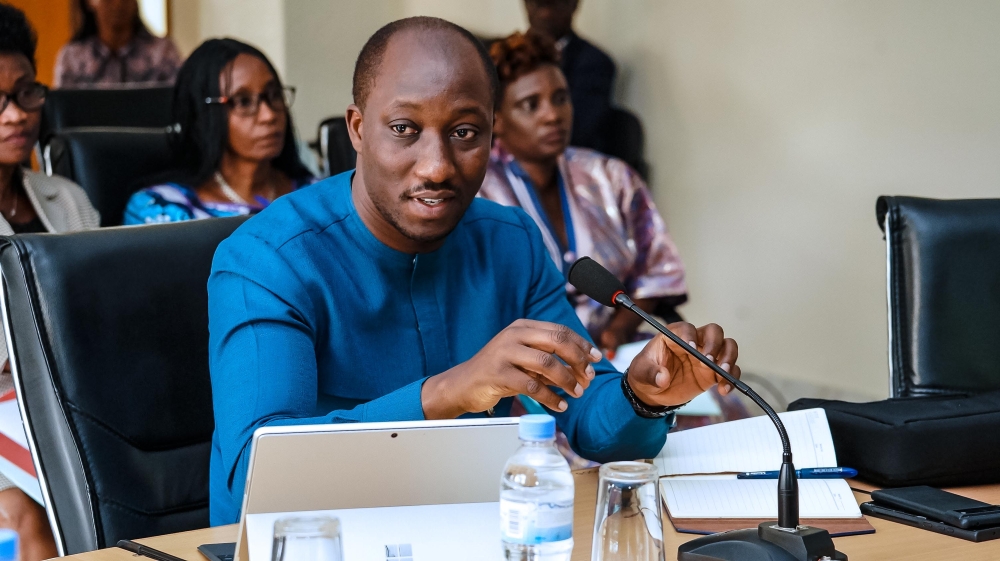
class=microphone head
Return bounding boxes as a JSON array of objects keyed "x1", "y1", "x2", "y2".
[{"x1": 568, "y1": 257, "x2": 627, "y2": 308}]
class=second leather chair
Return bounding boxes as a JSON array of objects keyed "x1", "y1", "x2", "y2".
[
  {"x1": 877, "y1": 196, "x2": 1000, "y2": 397},
  {"x1": 0, "y1": 217, "x2": 248, "y2": 555},
  {"x1": 43, "y1": 127, "x2": 174, "y2": 227},
  {"x1": 40, "y1": 87, "x2": 174, "y2": 143}
]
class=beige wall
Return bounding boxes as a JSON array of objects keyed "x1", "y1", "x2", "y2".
[
  {"x1": 168, "y1": 1, "x2": 1000, "y2": 399},
  {"x1": 589, "y1": 1, "x2": 1000, "y2": 399},
  {"x1": 402, "y1": 0, "x2": 523, "y2": 36},
  {"x1": 168, "y1": 0, "x2": 201, "y2": 57},
  {"x1": 169, "y1": 0, "x2": 287, "y2": 76},
  {"x1": 283, "y1": 0, "x2": 404, "y2": 141}
]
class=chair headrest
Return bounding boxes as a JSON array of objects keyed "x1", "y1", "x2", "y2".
[
  {"x1": 41, "y1": 87, "x2": 174, "y2": 141},
  {"x1": 877, "y1": 195, "x2": 1000, "y2": 233},
  {"x1": 45, "y1": 127, "x2": 175, "y2": 226}
]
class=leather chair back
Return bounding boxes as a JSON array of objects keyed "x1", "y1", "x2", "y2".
[
  {"x1": 318, "y1": 116, "x2": 356, "y2": 177},
  {"x1": 40, "y1": 87, "x2": 174, "y2": 142},
  {"x1": 0, "y1": 217, "x2": 247, "y2": 555},
  {"x1": 877, "y1": 196, "x2": 1000, "y2": 397},
  {"x1": 602, "y1": 107, "x2": 649, "y2": 180},
  {"x1": 43, "y1": 127, "x2": 174, "y2": 227}
]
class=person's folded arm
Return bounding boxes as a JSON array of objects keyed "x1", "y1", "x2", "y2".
[
  {"x1": 208, "y1": 235, "x2": 426, "y2": 504},
  {"x1": 514, "y1": 209, "x2": 669, "y2": 462}
]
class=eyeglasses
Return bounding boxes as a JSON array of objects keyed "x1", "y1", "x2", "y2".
[
  {"x1": 205, "y1": 86, "x2": 295, "y2": 117},
  {"x1": 0, "y1": 83, "x2": 48, "y2": 114}
]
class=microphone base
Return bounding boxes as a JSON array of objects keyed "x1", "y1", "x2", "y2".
[{"x1": 677, "y1": 522, "x2": 847, "y2": 561}]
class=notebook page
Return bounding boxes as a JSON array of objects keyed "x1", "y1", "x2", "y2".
[
  {"x1": 660, "y1": 479, "x2": 862, "y2": 519},
  {"x1": 654, "y1": 409, "x2": 837, "y2": 476}
]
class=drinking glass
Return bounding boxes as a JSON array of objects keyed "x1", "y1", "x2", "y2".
[
  {"x1": 271, "y1": 515, "x2": 343, "y2": 561},
  {"x1": 591, "y1": 461, "x2": 664, "y2": 561}
]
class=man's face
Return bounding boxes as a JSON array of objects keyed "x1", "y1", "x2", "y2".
[
  {"x1": 525, "y1": 0, "x2": 578, "y2": 41},
  {"x1": 348, "y1": 29, "x2": 494, "y2": 253}
]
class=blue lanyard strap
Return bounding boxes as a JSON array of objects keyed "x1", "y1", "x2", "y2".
[{"x1": 510, "y1": 162, "x2": 576, "y2": 274}]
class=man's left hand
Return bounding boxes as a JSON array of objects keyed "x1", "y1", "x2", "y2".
[{"x1": 626, "y1": 322, "x2": 740, "y2": 407}]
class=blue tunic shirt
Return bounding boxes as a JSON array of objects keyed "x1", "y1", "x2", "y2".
[{"x1": 207, "y1": 171, "x2": 671, "y2": 524}]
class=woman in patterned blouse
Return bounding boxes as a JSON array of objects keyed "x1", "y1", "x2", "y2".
[
  {"x1": 124, "y1": 39, "x2": 313, "y2": 225},
  {"x1": 54, "y1": 0, "x2": 181, "y2": 89},
  {"x1": 480, "y1": 31, "x2": 688, "y2": 353}
]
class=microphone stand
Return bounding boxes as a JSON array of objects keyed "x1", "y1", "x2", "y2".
[{"x1": 612, "y1": 292, "x2": 847, "y2": 561}]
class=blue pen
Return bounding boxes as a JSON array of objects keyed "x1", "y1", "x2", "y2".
[{"x1": 736, "y1": 467, "x2": 858, "y2": 479}]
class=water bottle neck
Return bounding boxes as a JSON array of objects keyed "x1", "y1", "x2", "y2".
[{"x1": 520, "y1": 438, "x2": 556, "y2": 448}]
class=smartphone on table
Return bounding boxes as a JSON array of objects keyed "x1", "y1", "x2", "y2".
[{"x1": 871, "y1": 486, "x2": 1000, "y2": 529}]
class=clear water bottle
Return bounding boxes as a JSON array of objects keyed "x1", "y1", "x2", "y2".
[{"x1": 500, "y1": 414, "x2": 574, "y2": 561}]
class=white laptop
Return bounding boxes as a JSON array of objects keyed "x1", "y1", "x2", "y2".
[{"x1": 223, "y1": 418, "x2": 521, "y2": 561}]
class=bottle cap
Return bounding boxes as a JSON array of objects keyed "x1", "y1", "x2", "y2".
[
  {"x1": 0, "y1": 529, "x2": 18, "y2": 561},
  {"x1": 519, "y1": 414, "x2": 556, "y2": 441}
]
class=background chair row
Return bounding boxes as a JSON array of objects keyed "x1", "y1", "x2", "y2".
[
  {"x1": 38, "y1": 89, "x2": 653, "y2": 227},
  {"x1": 0, "y1": 197, "x2": 996, "y2": 554}
]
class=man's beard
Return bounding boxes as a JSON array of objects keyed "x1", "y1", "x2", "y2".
[{"x1": 370, "y1": 183, "x2": 462, "y2": 245}]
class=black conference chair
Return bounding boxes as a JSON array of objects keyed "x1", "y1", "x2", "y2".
[
  {"x1": 43, "y1": 127, "x2": 174, "y2": 226},
  {"x1": 877, "y1": 196, "x2": 1000, "y2": 397},
  {"x1": 0, "y1": 217, "x2": 247, "y2": 555},
  {"x1": 317, "y1": 116, "x2": 356, "y2": 177},
  {"x1": 40, "y1": 87, "x2": 174, "y2": 143},
  {"x1": 601, "y1": 107, "x2": 649, "y2": 181}
]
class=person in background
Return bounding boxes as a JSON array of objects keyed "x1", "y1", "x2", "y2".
[
  {"x1": 124, "y1": 39, "x2": 313, "y2": 225},
  {"x1": 0, "y1": 4, "x2": 100, "y2": 560},
  {"x1": 54, "y1": 0, "x2": 181, "y2": 88},
  {"x1": 480, "y1": 31, "x2": 686, "y2": 355},
  {"x1": 524, "y1": 0, "x2": 614, "y2": 152}
]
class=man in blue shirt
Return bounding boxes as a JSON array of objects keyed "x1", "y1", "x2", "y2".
[{"x1": 207, "y1": 17, "x2": 742, "y2": 525}]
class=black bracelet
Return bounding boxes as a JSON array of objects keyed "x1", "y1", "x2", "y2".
[{"x1": 621, "y1": 369, "x2": 688, "y2": 419}]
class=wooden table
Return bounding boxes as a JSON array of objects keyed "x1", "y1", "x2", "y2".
[{"x1": 57, "y1": 470, "x2": 1000, "y2": 561}]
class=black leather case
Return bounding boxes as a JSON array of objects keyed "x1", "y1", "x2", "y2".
[{"x1": 790, "y1": 392, "x2": 1000, "y2": 488}]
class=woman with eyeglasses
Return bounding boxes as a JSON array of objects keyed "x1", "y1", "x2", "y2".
[
  {"x1": 0, "y1": 6, "x2": 100, "y2": 560},
  {"x1": 124, "y1": 38, "x2": 313, "y2": 224}
]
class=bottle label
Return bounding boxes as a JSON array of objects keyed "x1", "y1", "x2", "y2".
[{"x1": 500, "y1": 498, "x2": 573, "y2": 544}]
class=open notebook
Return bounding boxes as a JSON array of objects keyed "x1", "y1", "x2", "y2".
[{"x1": 655, "y1": 409, "x2": 873, "y2": 536}]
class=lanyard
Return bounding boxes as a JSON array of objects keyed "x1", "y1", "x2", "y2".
[{"x1": 505, "y1": 163, "x2": 577, "y2": 275}]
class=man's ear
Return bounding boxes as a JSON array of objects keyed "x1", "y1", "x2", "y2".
[
  {"x1": 493, "y1": 110, "x2": 504, "y2": 137},
  {"x1": 345, "y1": 104, "x2": 364, "y2": 154}
]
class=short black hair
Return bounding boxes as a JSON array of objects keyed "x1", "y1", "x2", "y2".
[
  {"x1": 0, "y1": 3, "x2": 37, "y2": 70},
  {"x1": 152, "y1": 38, "x2": 312, "y2": 188},
  {"x1": 352, "y1": 16, "x2": 500, "y2": 112}
]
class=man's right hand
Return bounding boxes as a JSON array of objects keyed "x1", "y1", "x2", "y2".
[{"x1": 421, "y1": 319, "x2": 603, "y2": 419}]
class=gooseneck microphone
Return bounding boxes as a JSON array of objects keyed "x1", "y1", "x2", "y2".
[
  {"x1": 567, "y1": 256, "x2": 798, "y2": 526},
  {"x1": 568, "y1": 257, "x2": 846, "y2": 561}
]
